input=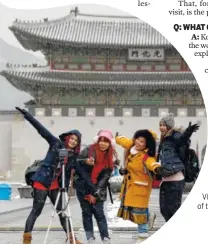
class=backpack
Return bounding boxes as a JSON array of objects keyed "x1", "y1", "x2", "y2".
[
  {"x1": 25, "y1": 160, "x2": 42, "y2": 186},
  {"x1": 182, "y1": 148, "x2": 200, "y2": 183}
]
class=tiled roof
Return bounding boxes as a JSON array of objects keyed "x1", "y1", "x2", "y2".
[
  {"x1": 10, "y1": 12, "x2": 170, "y2": 50},
  {"x1": 0, "y1": 68, "x2": 197, "y2": 90}
]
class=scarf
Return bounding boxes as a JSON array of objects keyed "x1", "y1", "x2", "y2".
[
  {"x1": 130, "y1": 146, "x2": 139, "y2": 155},
  {"x1": 90, "y1": 144, "x2": 113, "y2": 184}
]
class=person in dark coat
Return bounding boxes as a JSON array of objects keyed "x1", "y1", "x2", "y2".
[
  {"x1": 158, "y1": 113, "x2": 199, "y2": 222},
  {"x1": 74, "y1": 130, "x2": 115, "y2": 244},
  {"x1": 201, "y1": 144, "x2": 206, "y2": 166},
  {"x1": 15, "y1": 107, "x2": 83, "y2": 244}
]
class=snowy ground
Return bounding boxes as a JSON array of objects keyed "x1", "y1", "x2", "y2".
[
  {"x1": 106, "y1": 198, "x2": 136, "y2": 228},
  {"x1": 0, "y1": 181, "x2": 188, "y2": 232}
]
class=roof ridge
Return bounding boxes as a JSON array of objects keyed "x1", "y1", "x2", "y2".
[
  {"x1": 11, "y1": 8, "x2": 142, "y2": 27},
  {"x1": 78, "y1": 13, "x2": 138, "y2": 19},
  {"x1": 11, "y1": 11, "x2": 77, "y2": 27}
]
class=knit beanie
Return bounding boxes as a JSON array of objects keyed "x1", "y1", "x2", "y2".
[
  {"x1": 93, "y1": 129, "x2": 116, "y2": 147},
  {"x1": 160, "y1": 113, "x2": 175, "y2": 129}
]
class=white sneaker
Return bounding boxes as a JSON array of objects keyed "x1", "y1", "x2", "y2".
[
  {"x1": 135, "y1": 239, "x2": 143, "y2": 244},
  {"x1": 87, "y1": 237, "x2": 96, "y2": 244},
  {"x1": 135, "y1": 237, "x2": 147, "y2": 244},
  {"x1": 148, "y1": 212, "x2": 156, "y2": 231},
  {"x1": 138, "y1": 232, "x2": 149, "y2": 238},
  {"x1": 102, "y1": 237, "x2": 111, "y2": 244},
  {"x1": 135, "y1": 233, "x2": 149, "y2": 243}
]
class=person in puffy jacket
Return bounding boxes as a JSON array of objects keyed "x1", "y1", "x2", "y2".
[
  {"x1": 158, "y1": 113, "x2": 199, "y2": 222},
  {"x1": 73, "y1": 130, "x2": 116, "y2": 244},
  {"x1": 15, "y1": 107, "x2": 83, "y2": 244},
  {"x1": 116, "y1": 130, "x2": 164, "y2": 243}
]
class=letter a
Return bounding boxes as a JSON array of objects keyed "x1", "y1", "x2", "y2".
[{"x1": 191, "y1": 34, "x2": 198, "y2": 40}]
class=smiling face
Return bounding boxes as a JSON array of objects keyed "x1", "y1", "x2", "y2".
[
  {"x1": 159, "y1": 122, "x2": 169, "y2": 136},
  {"x1": 134, "y1": 136, "x2": 147, "y2": 151},
  {"x1": 98, "y1": 137, "x2": 111, "y2": 151},
  {"x1": 67, "y1": 134, "x2": 79, "y2": 149}
]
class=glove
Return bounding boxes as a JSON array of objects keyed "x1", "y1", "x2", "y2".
[
  {"x1": 84, "y1": 194, "x2": 96, "y2": 204},
  {"x1": 186, "y1": 122, "x2": 200, "y2": 134},
  {"x1": 119, "y1": 167, "x2": 129, "y2": 175},
  {"x1": 155, "y1": 166, "x2": 173, "y2": 178},
  {"x1": 15, "y1": 107, "x2": 27, "y2": 115},
  {"x1": 94, "y1": 189, "x2": 101, "y2": 198}
]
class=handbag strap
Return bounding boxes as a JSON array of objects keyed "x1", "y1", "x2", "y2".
[
  {"x1": 142, "y1": 154, "x2": 153, "y2": 181},
  {"x1": 113, "y1": 149, "x2": 119, "y2": 160}
]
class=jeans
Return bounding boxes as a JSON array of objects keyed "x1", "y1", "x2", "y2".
[
  {"x1": 159, "y1": 180, "x2": 185, "y2": 222},
  {"x1": 24, "y1": 188, "x2": 71, "y2": 233},
  {"x1": 77, "y1": 191, "x2": 109, "y2": 240},
  {"x1": 138, "y1": 223, "x2": 148, "y2": 233}
]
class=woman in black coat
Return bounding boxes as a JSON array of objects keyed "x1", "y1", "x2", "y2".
[
  {"x1": 15, "y1": 107, "x2": 83, "y2": 244},
  {"x1": 158, "y1": 113, "x2": 199, "y2": 222},
  {"x1": 74, "y1": 130, "x2": 116, "y2": 244}
]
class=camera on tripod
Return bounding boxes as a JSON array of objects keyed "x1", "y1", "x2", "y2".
[
  {"x1": 59, "y1": 148, "x2": 69, "y2": 159},
  {"x1": 56, "y1": 148, "x2": 73, "y2": 173},
  {"x1": 44, "y1": 148, "x2": 76, "y2": 244},
  {"x1": 58, "y1": 148, "x2": 74, "y2": 162}
]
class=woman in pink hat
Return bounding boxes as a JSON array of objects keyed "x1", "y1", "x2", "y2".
[{"x1": 73, "y1": 130, "x2": 116, "y2": 244}]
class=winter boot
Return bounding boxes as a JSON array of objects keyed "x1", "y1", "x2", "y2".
[
  {"x1": 23, "y1": 232, "x2": 32, "y2": 244},
  {"x1": 65, "y1": 232, "x2": 83, "y2": 244}
]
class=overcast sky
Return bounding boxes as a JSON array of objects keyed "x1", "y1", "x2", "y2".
[
  {"x1": 0, "y1": 3, "x2": 132, "y2": 110},
  {"x1": 0, "y1": 3, "x2": 132, "y2": 57}
]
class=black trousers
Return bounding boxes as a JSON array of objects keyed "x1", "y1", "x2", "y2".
[
  {"x1": 24, "y1": 188, "x2": 71, "y2": 233},
  {"x1": 76, "y1": 191, "x2": 109, "y2": 241},
  {"x1": 159, "y1": 180, "x2": 185, "y2": 222}
]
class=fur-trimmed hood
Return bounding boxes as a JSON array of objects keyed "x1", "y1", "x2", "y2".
[{"x1": 162, "y1": 127, "x2": 184, "y2": 138}]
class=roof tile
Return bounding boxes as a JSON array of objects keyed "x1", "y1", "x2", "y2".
[{"x1": 10, "y1": 14, "x2": 170, "y2": 49}]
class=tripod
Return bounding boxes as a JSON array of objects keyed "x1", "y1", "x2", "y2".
[{"x1": 43, "y1": 149, "x2": 75, "y2": 244}]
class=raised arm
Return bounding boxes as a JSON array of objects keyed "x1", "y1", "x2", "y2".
[
  {"x1": 15, "y1": 107, "x2": 57, "y2": 145},
  {"x1": 115, "y1": 135, "x2": 134, "y2": 149},
  {"x1": 173, "y1": 122, "x2": 199, "y2": 145}
]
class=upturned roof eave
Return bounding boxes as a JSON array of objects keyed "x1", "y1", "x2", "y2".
[
  {"x1": 9, "y1": 28, "x2": 172, "y2": 52},
  {"x1": 9, "y1": 19, "x2": 172, "y2": 52},
  {"x1": 1, "y1": 69, "x2": 197, "y2": 90}
]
